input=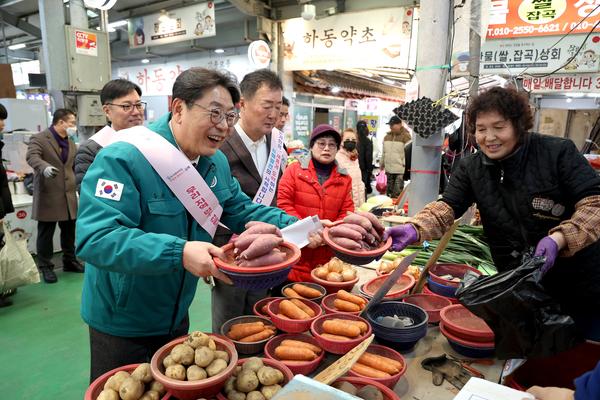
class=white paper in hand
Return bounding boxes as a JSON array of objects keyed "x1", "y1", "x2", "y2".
[
  {"x1": 281, "y1": 216, "x2": 323, "y2": 249},
  {"x1": 453, "y1": 377, "x2": 534, "y2": 400}
]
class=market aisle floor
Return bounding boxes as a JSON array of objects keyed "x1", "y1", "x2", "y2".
[{"x1": 0, "y1": 267, "x2": 213, "y2": 399}]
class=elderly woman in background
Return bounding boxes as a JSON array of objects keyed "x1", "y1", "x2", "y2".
[
  {"x1": 336, "y1": 128, "x2": 366, "y2": 208},
  {"x1": 277, "y1": 124, "x2": 354, "y2": 282}
]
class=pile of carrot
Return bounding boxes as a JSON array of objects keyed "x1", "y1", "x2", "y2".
[
  {"x1": 273, "y1": 339, "x2": 323, "y2": 363},
  {"x1": 333, "y1": 290, "x2": 366, "y2": 312},
  {"x1": 350, "y1": 351, "x2": 403, "y2": 379},
  {"x1": 320, "y1": 318, "x2": 369, "y2": 341},
  {"x1": 277, "y1": 299, "x2": 317, "y2": 320},
  {"x1": 227, "y1": 321, "x2": 276, "y2": 342},
  {"x1": 283, "y1": 283, "x2": 323, "y2": 300}
]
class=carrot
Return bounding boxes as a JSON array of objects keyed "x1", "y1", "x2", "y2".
[
  {"x1": 358, "y1": 353, "x2": 400, "y2": 375},
  {"x1": 365, "y1": 352, "x2": 403, "y2": 371},
  {"x1": 283, "y1": 287, "x2": 304, "y2": 299},
  {"x1": 334, "y1": 299, "x2": 361, "y2": 312},
  {"x1": 321, "y1": 333, "x2": 352, "y2": 341},
  {"x1": 277, "y1": 313, "x2": 290, "y2": 319},
  {"x1": 351, "y1": 362, "x2": 392, "y2": 378},
  {"x1": 274, "y1": 345, "x2": 317, "y2": 361},
  {"x1": 337, "y1": 290, "x2": 366, "y2": 306},
  {"x1": 239, "y1": 234, "x2": 283, "y2": 260},
  {"x1": 239, "y1": 328, "x2": 275, "y2": 342},
  {"x1": 279, "y1": 299, "x2": 311, "y2": 320},
  {"x1": 261, "y1": 304, "x2": 270, "y2": 315},
  {"x1": 227, "y1": 322, "x2": 265, "y2": 340},
  {"x1": 280, "y1": 339, "x2": 322, "y2": 354},
  {"x1": 332, "y1": 318, "x2": 368, "y2": 334},
  {"x1": 323, "y1": 320, "x2": 361, "y2": 337},
  {"x1": 292, "y1": 284, "x2": 322, "y2": 299},
  {"x1": 290, "y1": 299, "x2": 316, "y2": 317}
]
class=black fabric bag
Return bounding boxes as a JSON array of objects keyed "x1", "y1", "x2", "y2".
[{"x1": 456, "y1": 256, "x2": 583, "y2": 359}]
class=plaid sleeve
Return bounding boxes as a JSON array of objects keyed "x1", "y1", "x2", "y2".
[
  {"x1": 410, "y1": 200, "x2": 455, "y2": 242},
  {"x1": 549, "y1": 195, "x2": 600, "y2": 257}
]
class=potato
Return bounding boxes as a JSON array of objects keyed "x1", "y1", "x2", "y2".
[
  {"x1": 313, "y1": 266, "x2": 329, "y2": 279},
  {"x1": 247, "y1": 390, "x2": 266, "y2": 400},
  {"x1": 260, "y1": 384, "x2": 282, "y2": 400},
  {"x1": 356, "y1": 385, "x2": 383, "y2": 400},
  {"x1": 187, "y1": 365, "x2": 208, "y2": 381},
  {"x1": 215, "y1": 350, "x2": 230, "y2": 363},
  {"x1": 194, "y1": 346, "x2": 215, "y2": 368},
  {"x1": 257, "y1": 366, "x2": 284, "y2": 386},
  {"x1": 97, "y1": 389, "x2": 119, "y2": 400},
  {"x1": 119, "y1": 377, "x2": 144, "y2": 400},
  {"x1": 185, "y1": 331, "x2": 211, "y2": 348},
  {"x1": 326, "y1": 272, "x2": 343, "y2": 282},
  {"x1": 148, "y1": 381, "x2": 166, "y2": 396},
  {"x1": 236, "y1": 370, "x2": 260, "y2": 393},
  {"x1": 206, "y1": 358, "x2": 228, "y2": 377},
  {"x1": 224, "y1": 376, "x2": 237, "y2": 393},
  {"x1": 139, "y1": 390, "x2": 160, "y2": 400},
  {"x1": 104, "y1": 371, "x2": 130, "y2": 391},
  {"x1": 165, "y1": 364, "x2": 186, "y2": 381},
  {"x1": 332, "y1": 381, "x2": 357, "y2": 395},
  {"x1": 208, "y1": 338, "x2": 217, "y2": 351},
  {"x1": 162, "y1": 355, "x2": 176, "y2": 368},
  {"x1": 234, "y1": 366, "x2": 242, "y2": 376},
  {"x1": 227, "y1": 390, "x2": 246, "y2": 400},
  {"x1": 242, "y1": 357, "x2": 264, "y2": 373},
  {"x1": 131, "y1": 363, "x2": 153, "y2": 383},
  {"x1": 170, "y1": 343, "x2": 195, "y2": 365}
]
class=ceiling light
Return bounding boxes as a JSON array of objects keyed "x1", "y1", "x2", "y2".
[
  {"x1": 566, "y1": 98, "x2": 573, "y2": 103},
  {"x1": 331, "y1": 86, "x2": 341, "y2": 94},
  {"x1": 108, "y1": 27, "x2": 116, "y2": 32},
  {"x1": 214, "y1": 48, "x2": 225, "y2": 54},
  {"x1": 382, "y1": 78, "x2": 395, "y2": 85},
  {"x1": 8, "y1": 43, "x2": 26, "y2": 50},
  {"x1": 108, "y1": 20, "x2": 128, "y2": 28},
  {"x1": 159, "y1": 10, "x2": 170, "y2": 23},
  {"x1": 141, "y1": 58, "x2": 150, "y2": 64},
  {"x1": 568, "y1": 92, "x2": 586, "y2": 98},
  {"x1": 86, "y1": 10, "x2": 98, "y2": 18}
]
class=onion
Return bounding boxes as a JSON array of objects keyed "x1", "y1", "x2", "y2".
[
  {"x1": 341, "y1": 269, "x2": 356, "y2": 282},
  {"x1": 326, "y1": 272, "x2": 344, "y2": 282},
  {"x1": 314, "y1": 267, "x2": 329, "y2": 279}
]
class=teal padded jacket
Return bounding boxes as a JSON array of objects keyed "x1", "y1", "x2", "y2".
[{"x1": 76, "y1": 113, "x2": 297, "y2": 337}]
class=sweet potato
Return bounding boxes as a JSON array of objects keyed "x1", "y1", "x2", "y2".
[
  {"x1": 343, "y1": 213, "x2": 373, "y2": 231},
  {"x1": 330, "y1": 236, "x2": 362, "y2": 251},
  {"x1": 329, "y1": 224, "x2": 363, "y2": 241},
  {"x1": 237, "y1": 250, "x2": 286, "y2": 267},
  {"x1": 279, "y1": 299, "x2": 310, "y2": 320},
  {"x1": 334, "y1": 298, "x2": 361, "y2": 312},
  {"x1": 292, "y1": 284, "x2": 322, "y2": 299},
  {"x1": 240, "y1": 234, "x2": 283, "y2": 260},
  {"x1": 280, "y1": 340, "x2": 322, "y2": 354},
  {"x1": 274, "y1": 345, "x2": 317, "y2": 361},
  {"x1": 351, "y1": 362, "x2": 392, "y2": 378},
  {"x1": 244, "y1": 222, "x2": 282, "y2": 236},
  {"x1": 233, "y1": 233, "x2": 262, "y2": 252},
  {"x1": 356, "y1": 211, "x2": 385, "y2": 234},
  {"x1": 322, "y1": 320, "x2": 361, "y2": 337},
  {"x1": 290, "y1": 298, "x2": 316, "y2": 317}
]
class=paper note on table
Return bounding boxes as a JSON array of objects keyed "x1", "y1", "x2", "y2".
[
  {"x1": 453, "y1": 378, "x2": 534, "y2": 400},
  {"x1": 281, "y1": 216, "x2": 323, "y2": 249}
]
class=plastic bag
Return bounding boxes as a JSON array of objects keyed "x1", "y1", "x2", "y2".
[
  {"x1": 456, "y1": 255, "x2": 583, "y2": 359},
  {"x1": 375, "y1": 170, "x2": 387, "y2": 194},
  {"x1": 0, "y1": 222, "x2": 40, "y2": 292}
]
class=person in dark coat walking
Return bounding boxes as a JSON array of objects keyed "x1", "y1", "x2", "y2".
[
  {"x1": 356, "y1": 120, "x2": 373, "y2": 198},
  {"x1": 0, "y1": 103, "x2": 15, "y2": 307}
]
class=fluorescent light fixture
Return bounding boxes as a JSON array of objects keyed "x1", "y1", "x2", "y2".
[
  {"x1": 382, "y1": 78, "x2": 395, "y2": 85},
  {"x1": 214, "y1": 48, "x2": 225, "y2": 54},
  {"x1": 568, "y1": 92, "x2": 586, "y2": 98},
  {"x1": 586, "y1": 93, "x2": 600, "y2": 98},
  {"x1": 8, "y1": 43, "x2": 26, "y2": 50},
  {"x1": 141, "y1": 58, "x2": 150, "y2": 64},
  {"x1": 331, "y1": 86, "x2": 341, "y2": 94},
  {"x1": 108, "y1": 20, "x2": 128, "y2": 28},
  {"x1": 107, "y1": 27, "x2": 116, "y2": 32},
  {"x1": 566, "y1": 98, "x2": 573, "y2": 103},
  {"x1": 86, "y1": 9, "x2": 98, "y2": 18}
]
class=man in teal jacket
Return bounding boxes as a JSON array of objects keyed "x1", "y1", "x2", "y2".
[{"x1": 76, "y1": 68, "x2": 297, "y2": 382}]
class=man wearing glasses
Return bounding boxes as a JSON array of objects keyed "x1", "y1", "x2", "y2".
[{"x1": 75, "y1": 79, "x2": 145, "y2": 191}]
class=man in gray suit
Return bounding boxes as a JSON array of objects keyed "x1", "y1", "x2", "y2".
[
  {"x1": 26, "y1": 109, "x2": 82, "y2": 283},
  {"x1": 212, "y1": 69, "x2": 286, "y2": 332}
]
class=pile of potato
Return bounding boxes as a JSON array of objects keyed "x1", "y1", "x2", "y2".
[
  {"x1": 223, "y1": 357, "x2": 285, "y2": 400},
  {"x1": 313, "y1": 258, "x2": 357, "y2": 282},
  {"x1": 332, "y1": 382, "x2": 384, "y2": 400},
  {"x1": 162, "y1": 331, "x2": 230, "y2": 381},
  {"x1": 332, "y1": 290, "x2": 366, "y2": 313},
  {"x1": 96, "y1": 363, "x2": 164, "y2": 400}
]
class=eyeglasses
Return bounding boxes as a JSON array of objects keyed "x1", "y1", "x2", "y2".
[
  {"x1": 106, "y1": 102, "x2": 146, "y2": 112},
  {"x1": 315, "y1": 141, "x2": 338, "y2": 150},
  {"x1": 191, "y1": 103, "x2": 239, "y2": 127}
]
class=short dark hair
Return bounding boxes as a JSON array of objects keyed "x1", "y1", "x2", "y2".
[
  {"x1": 172, "y1": 68, "x2": 240, "y2": 107},
  {"x1": 52, "y1": 109, "x2": 76, "y2": 125},
  {"x1": 101, "y1": 79, "x2": 142, "y2": 104},
  {"x1": 466, "y1": 86, "x2": 533, "y2": 138},
  {"x1": 0, "y1": 103, "x2": 6, "y2": 120},
  {"x1": 356, "y1": 120, "x2": 369, "y2": 138},
  {"x1": 282, "y1": 96, "x2": 290, "y2": 107},
  {"x1": 240, "y1": 69, "x2": 283, "y2": 100}
]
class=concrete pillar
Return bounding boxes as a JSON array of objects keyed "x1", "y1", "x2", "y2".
[
  {"x1": 39, "y1": 0, "x2": 69, "y2": 108},
  {"x1": 70, "y1": 0, "x2": 89, "y2": 29}
]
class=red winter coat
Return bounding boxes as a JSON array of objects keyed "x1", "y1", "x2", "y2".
[{"x1": 277, "y1": 157, "x2": 355, "y2": 282}]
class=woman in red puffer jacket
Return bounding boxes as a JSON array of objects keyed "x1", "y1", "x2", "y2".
[{"x1": 278, "y1": 124, "x2": 354, "y2": 282}]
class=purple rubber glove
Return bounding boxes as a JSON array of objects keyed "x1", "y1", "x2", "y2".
[
  {"x1": 383, "y1": 224, "x2": 419, "y2": 252},
  {"x1": 534, "y1": 236, "x2": 559, "y2": 274}
]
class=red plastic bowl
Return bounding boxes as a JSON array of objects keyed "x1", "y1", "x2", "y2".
[
  {"x1": 214, "y1": 242, "x2": 301, "y2": 274},
  {"x1": 282, "y1": 281, "x2": 327, "y2": 302},
  {"x1": 253, "y1": 297, "x2": 282, "y2": 318},
  {"x1": 347, "y1": 344, "x2": 406, "y2": 388},
  {"x1": 85, "y1": 364, "x2": 171, "y2": 400},
  {"x1": 267, "y1": 298, "x2": 323, "y2": 333},
  {"x1": 220, "y1": 315, "x2": 276, "y2": 355},
  {"x1": 264, "y1": 333, "x2": 325, "y2": 375},
  {"x1": 323, "y1": 222, "x2": 392, "y2": 265},
  {"x1": 321, "y1": 292, "x2": 367, "y2": 315},
  {"x1": 439, "y1": 304, "x2": 494, "y2": 343},
  {"x1": 310, "y1": 268, "x2": 359, "y2": 294},
  {"x1": 334, "y1": 376, "x2": 400, "y2": 400},
  {"x1": 310, "y1": 313, "x2": 372, "y2": 355},
  {"x1": 150, "y1": 334, "x2": 238, "y2": 400},
  {"x1": 215, "y1": 357, "x2": 294, "y2": 400},
  {"x1": 440, "y1": 322, "x2": 495, "y2": 348},
  {"x1": 362, "y1": 274, "x2": 415, "y2": 299},
  {"x1": 423, "y1": 284, "x2": 460, "y2": 304},
  {"x1": 429, "y1": 263, "x2": 481, "y2": 287},
  {"x1": 402, "y1": 293, "x2": 452, "y2": 323}
]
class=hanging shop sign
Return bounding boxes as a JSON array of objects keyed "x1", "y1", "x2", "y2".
[
  {"x1": 248, "y1": 40, "x2": 271, "y2": 68},
  {"x1": 522, "y1": 73, "x2": 600, "y2": 93},
  {"x1": 128, "y1": 2, "x2": 215, "y2": 48},
  {"x1": 480, "y1": 33, "x2": 600, "y2": 75},
  {"x1": 487, "y1": 0, "x2": 600, "y2": 39},
  {"x1": 282, "y1": 8, "x2": 414, "y2": 71},
  {"x1": 75, "y1": 30, "x2": 98, "y2": 56}
]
